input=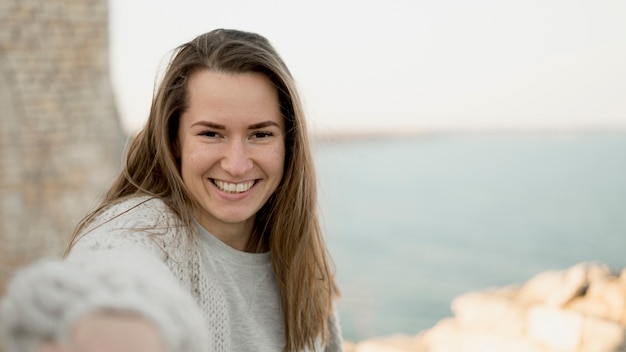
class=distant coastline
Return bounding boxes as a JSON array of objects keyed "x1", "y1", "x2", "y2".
[{"x1": 312, "y1": 125, "x2": 626, "y2": 144}]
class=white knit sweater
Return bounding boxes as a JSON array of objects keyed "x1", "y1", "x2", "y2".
[{"x1": 67, "y1": 196, "x2": 344, "y2": 352}]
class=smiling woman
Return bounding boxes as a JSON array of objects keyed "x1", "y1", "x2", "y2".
[
  {"x1": 2, "y1": 29, "x2": 343, "y2": 352},
  {"x1": 177, "y1": 71, "x2": 286, "y2": 251},
  {"x1": 71, "y1": 29, "x2": 342, "y2": 351}
]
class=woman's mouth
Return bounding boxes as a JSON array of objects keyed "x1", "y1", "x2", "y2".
[{"x1": 212, "y1": 179, "x2": 255, "y2": 194}]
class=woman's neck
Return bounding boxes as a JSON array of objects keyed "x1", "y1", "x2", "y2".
[{"x1": 197, "y1": 218, "x2": 254, "y2": 252}]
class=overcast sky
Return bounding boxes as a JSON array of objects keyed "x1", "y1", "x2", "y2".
[{"x1": 109, "y1": 0, "x2": 626, "y2": 135}]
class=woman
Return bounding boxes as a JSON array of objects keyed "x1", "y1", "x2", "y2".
[{"x1": 65, "y1": 29, "x2": 342, "y2": 351}]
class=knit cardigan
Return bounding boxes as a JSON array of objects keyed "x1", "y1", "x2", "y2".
[{"x1": 67, "y1": 196, "x2": 344, "y2": 352}]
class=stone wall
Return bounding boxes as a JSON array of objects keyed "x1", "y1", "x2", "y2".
[
  {"x1": 0, "y1": 0, "x2": 124, "y2": 294},
  {"x1": 345, "y1": 262, "x2": 626, "y2": 352}
]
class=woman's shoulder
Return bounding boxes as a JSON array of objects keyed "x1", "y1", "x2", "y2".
[
  {"x1": 94, "y1": 195, "x2": 174, "y2": 223},
  {"x1": 69, "y1": 196, "x2": 191, "y2": 259},
  {"x1": 82, "y1": 196, "x2": 183, "y2": 234}
]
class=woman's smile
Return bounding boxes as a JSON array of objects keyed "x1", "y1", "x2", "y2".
[{"x1": 212, "y1": 179, "x2": 256, "y2": 194}]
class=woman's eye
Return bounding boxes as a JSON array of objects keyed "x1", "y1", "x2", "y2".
[
  {"x1": 252, "y1": 131, "x2": 273, "y2": 139},
  {"x1": 200, "y1": 131, "x2": 219, "y2": 138}
]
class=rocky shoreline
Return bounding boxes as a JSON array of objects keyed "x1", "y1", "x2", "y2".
[{"x1": 344, "y1": 262, "x2": 626, "y2": 352}]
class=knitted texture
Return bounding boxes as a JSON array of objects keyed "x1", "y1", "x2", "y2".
[{"x1": 66, "y1": 196, "x2": 343, "y2": 351}]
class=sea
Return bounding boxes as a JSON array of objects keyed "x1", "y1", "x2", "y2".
[{"x1": 312, "y1": 131, "x2": 626, "y2": 342}]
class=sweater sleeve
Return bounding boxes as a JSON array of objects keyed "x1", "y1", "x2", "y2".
[
  {"x1": 55, "y1": 196, "x2": 210, "y2": 350},
  {"x1": 1, "y1": 251, "x2": 211, "y2": 352}
]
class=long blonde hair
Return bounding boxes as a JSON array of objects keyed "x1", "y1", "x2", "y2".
[{"x1": 66, "y1": 29, "x2": 339, "y2": 351}]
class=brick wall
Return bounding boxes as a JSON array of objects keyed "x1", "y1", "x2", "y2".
[{"x1": 0, "y1": 0, "x2": 124, "y2": 294}]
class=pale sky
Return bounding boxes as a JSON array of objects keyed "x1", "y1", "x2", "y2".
[{"x1": 109, "y1": 0, "x2": 626, "y2": 135}]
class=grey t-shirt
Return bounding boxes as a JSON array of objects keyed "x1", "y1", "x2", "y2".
[{"x1": 196, "y1": 223, "x2": 286, "y2": 351}]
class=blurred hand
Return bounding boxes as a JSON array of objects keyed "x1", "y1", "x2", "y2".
[{"x1": 37, "y1": 312, "x2": 165, "y2": 352}]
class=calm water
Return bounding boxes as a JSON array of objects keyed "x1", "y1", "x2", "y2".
[{"x1": 313, "y1": 132, "x2": 626, "y2": 341}]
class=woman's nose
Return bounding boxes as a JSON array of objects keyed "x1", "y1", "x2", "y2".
[{"x1": 220, "y1": 140, "x2": 253, "y2": 176}]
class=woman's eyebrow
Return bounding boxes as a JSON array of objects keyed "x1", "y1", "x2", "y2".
[
  {"x1": 191, "y1": 121, "x2": 226, "y2": 129},
  {"x1": 248, "y1": 121, "x2": 280, "y2": 129}
]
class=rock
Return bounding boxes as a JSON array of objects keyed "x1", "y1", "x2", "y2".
[
  {"x1": 352, "y1": 334, "x2": 421, "y2": 352},
  {"x1": 527, "y1": 306, "x2": 584, "y2": 350},
  {"x1": 591, "y1": 277, "x2": 625, "y2": 322},
  {"x1": 568, "y1": 296, "x2": 611, "y2": 320},
  {"x1": 351, "y1": 262, "x2": 626, "y2": 352},
  {"x1": 451, "y1": 287, "x2": 526, "y2": 336},
  {"x1": 420, "y1": 318, "x2": 544, "y2": 352},
  {"x1": 580, "y1": 316, "x2": 625, "y2": 352},
  {"x1": 519, "y1": 263, "x2": 588, "y2": 307},
  {"x1": 568, "y1": 274, "x2": 626, "y2": 323},
  {"x1": 619, "y1": 268, "x2": 626, "y2": 286},
  {"x1": 343, "y1": 341, "x2": 357, "y2": 352},
  {"x1": 587, "y1": 262, "x2": 612, "y2": 282}
]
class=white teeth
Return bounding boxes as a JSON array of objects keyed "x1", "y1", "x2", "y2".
[{"x1": 214, "y1": 180, "x2": 254, "y2": 193}]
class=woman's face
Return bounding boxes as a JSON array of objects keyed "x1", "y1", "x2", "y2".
[{"x1": 177, "y1": 70, "x2": 285, "y2": 246}]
